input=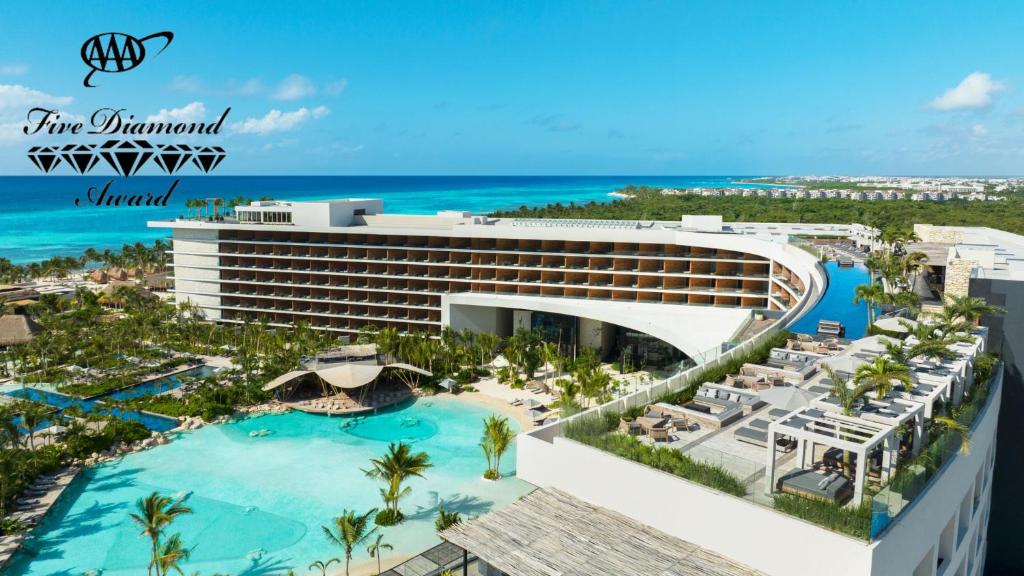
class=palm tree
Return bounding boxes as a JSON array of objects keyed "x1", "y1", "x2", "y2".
[
  {"x1": 900, "y1": 251, "x2": 928, "y2": 287},
  {"x1": 322, "y1": 508, "x2": 378, "y2": 576},
  {"x1": 825, "y1": 367, "x2": 877, "y2": 477},
  {"x1": 853, "y1": 282, "x2": 885, "y2": 325},
  {"x1": 854, "y1": 356, "x2": 912, "y2": 399},
  {"x1": 480, "y1": 414, "x2": 514, "y2": 480},
  {"x1": 366, "y1": 533, "x2": 392, "y2": 575},
  {"x1": 18, "y1": 401, "x2": 49, "y2": 449},
  {"x1": 154, "y1": 532, "x2": 191, "y2": 576},
  {"x1": 309, "y1": 558, "x2": 341, "y2": 576},
  {"x1": 363, "y1": 442, "x2": 432, "y2": 524},
  {"x1": 129, "y1": 492, "x2": 192, "y2": 576},
  {"x1": 435, "y1": 502, "x2": 462, "y2": 532},
  {"x1": 943, "y1": 295, "x2": 1006, "y2": 325},
  {"x1": 933, "y1": 416, "x2": 970, "y2": 454},
  {"x1": 475, "y1": 331, "x2": 500, "y2": 367},
  {"x1": 826, "y1": 366, "x2": 876, "y2": 417},
  {"x1": 884, "y1": 338, "x2": 955, "y2": 365}
]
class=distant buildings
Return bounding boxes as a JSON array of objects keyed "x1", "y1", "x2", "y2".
[{"x1": 659, "y1": 186, "x2": 1007, "y2": 202}]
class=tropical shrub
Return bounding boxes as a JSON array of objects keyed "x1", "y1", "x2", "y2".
[{"x1": 772, "y1": 494, "x2": 872, "y2": 540}]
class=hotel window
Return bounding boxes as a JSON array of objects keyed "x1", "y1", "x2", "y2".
[{"x1": 261, "y1": 211, "x2": 293, "y2": 224}]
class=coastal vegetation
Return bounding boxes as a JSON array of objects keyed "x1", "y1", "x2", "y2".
[
  {"x1": 0, "y1": 241, "x2": 170, "y2": 284},
  {"x1": 492, "y1": 185, "x2": 1024, "y2": 236}
]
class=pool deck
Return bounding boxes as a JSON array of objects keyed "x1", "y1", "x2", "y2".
[{"x1": 0, "y1": 467, "x2": 80, "y2": 572}]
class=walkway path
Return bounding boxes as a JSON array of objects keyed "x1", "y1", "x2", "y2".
[{"x1": 0, "y1": 466, "x2": 80, "y2": 571}]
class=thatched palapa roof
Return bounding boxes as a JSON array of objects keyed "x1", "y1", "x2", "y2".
[{"x1": 0, "y1": 314, "x2": 42, "y2": 346}]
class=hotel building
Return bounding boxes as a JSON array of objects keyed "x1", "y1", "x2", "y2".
[{"x1": 151, "y1": 199, "x2": 821, "y2": 364}]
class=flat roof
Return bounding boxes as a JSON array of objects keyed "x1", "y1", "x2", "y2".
[{"x1": 440, "y1": 488, "x2": 764, "y2": 576}]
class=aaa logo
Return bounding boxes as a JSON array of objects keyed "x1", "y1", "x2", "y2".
[{"x1": 81, "y1": 32, "x2": 174, "y2": 87}]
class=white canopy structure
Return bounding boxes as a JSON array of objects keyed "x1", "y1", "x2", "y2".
[{"x1": 262, "y1": 363, "x2": 432, "y2": 392}]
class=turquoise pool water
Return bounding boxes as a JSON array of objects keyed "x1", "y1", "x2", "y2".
[
  {"x1": 103, "y1": 365, "x2": 218, "y2": 401},
  {"x1": 7, "y1": 396, "x2": 533, "y2": 576},
  {"x1": 789, "y1": 261, "x2": 872, "y2": 339},
  {"x1": 6, "y1": 388, "x2": 179, "y2": 432}
]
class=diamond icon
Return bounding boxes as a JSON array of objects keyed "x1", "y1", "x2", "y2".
[
  {"x1": 191, "y1": 146, "x2": 226, "y2": 173},
  {"x1": 99, "y1": 139, "x2": 154, "y2": 176},
  {"x1": 59, "y1": 144, "x2": 100, "y2": 174},
  {"x1": 27, "y1": 146, "x2": 63, "y2": 173},
  {"x1": 153, "y1": 144, "x2": 193, "y2": 174}
]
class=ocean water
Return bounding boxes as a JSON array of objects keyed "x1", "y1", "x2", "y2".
[
  {"x1": 7, "y1": 395, "x2": 532, "y2": 576},
  {"x1": 788, "y1": 261, "x2": 871, "y2": 339},
  {"x1": 0, "y1": 175, "x2": 767, "y2": 263}
]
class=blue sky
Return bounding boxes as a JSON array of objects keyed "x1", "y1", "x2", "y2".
[{"x1": 1, "y1": 1, "x2": 1022, "y2": 175}]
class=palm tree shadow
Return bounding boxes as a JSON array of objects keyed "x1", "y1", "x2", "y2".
[
  {"x1": 406, "y1": 491, "x2": 494, "y2": 521},
  {"x1": 235, "y1": 553, "x2": 295, "y2": 576}
]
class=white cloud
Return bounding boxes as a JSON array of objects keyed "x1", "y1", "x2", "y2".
[
  {"x1": 146, "y1": 102, "x2": 207, "y2": 124},
  {"x1": 272, "y1": 74, "x2": 316, "y2": 100},
  {"x1": 0, "y1": 64, "x2": 27, "y2": 75},
  {"x1": 230, "y1": 105, "x2": 329, "y2": 135},
  {"x1": 0, "y1": 84, "x2": 73, "y2": 111},
  {"x1": 971, "y1": 123, "x2": 988, "y2": 137},
  {"x1": 0, "y1": 84, "x2": 74, "y2": 142},
  {"x1": 929, "y1": 72, "x2": 1005, "y2": 110},
  {"x1": 325, "y1": 78, "x2": 348, "y2": 96}
]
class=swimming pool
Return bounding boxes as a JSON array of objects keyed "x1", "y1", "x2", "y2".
[
  {"x1": 788, "y1": 261, "x2": 872, "y2": 339},
  {"x1": 6, "y1": 396, "x2": 534, "y2": 576},
  {"x1": 6, "y1": 388, "x2": 180, "y2": 432},
  {"x1": 103, "y1": 365, "x2": 218, "y2": 401}
]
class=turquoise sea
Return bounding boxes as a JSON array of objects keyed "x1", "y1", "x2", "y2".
[{"x1": 0, "y1": 176, "x2": 770, "y2": 263}]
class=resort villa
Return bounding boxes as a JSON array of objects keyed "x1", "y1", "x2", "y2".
[{"x1": 150, "y1": 201, "x2": 1022, "y2": 576}]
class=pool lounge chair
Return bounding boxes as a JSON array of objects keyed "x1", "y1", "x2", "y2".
[{"x1": 734, "y1": 419, "x2": 795, "y2": 451}]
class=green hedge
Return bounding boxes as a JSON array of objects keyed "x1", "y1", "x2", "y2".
[
  {"x1": 772, "y1": 494, "x2": 872, "y2": 539},
  {"x1": 564, "y1": 413, "x2": 747, "y2": 496}
]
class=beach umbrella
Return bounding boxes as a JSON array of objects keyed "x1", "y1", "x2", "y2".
[{"x1": 759, "y1": 386, "x2": 818, "y2": 411}]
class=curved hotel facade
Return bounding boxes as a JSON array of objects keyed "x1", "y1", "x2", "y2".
[
  {"x1": 151, "y1": 199, "x2": 821, "y2": 363},
  {"x1": 152, "y1": 201, "x2": 1005, "y2": 576}
]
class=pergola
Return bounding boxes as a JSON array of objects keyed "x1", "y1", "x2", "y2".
[
  {"x1": 765, "y1": 408, "x2": 896, "y2": 506},
  {"x1": 899, "y1": 370, "x2": 954, "y2": 417},
  {"x1": 811, "y1": 393, "x2": 926, "y2": 454}
]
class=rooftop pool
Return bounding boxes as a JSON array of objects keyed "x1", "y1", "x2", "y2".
[
  {"x1": 7, "y1": 395, "x2": 534, "y2": 576},
  {"x1": 789, "y1": 260, "x2": 871, "y2": 339}
]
